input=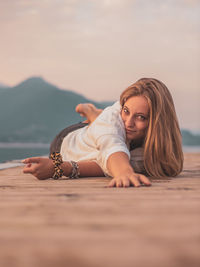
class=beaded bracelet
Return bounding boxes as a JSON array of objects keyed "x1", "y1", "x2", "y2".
[
  {"x1": 50, "y1": 152, "x2": 64, "y2": 180},
  {"x1": 69, "y1": 161, "x2": 80, "y2": 179}
]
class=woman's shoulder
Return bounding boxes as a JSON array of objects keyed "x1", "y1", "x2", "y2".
[
  {"x1": 87, "y1": 101, "x2": 125, "y2": 137},
  {"x1": 105, "y1": 101, "x2": 121, "y2": 111},
  {"x1": 99, "y1": 101, "x2": 121, "y2": 122}
]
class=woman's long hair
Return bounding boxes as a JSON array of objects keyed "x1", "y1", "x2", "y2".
[{"x1": 120, "y1": 78, "x2": 183, "y2": 178}]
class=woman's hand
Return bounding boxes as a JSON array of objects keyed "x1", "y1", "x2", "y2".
[
  {"x1": 107, "y1": 152, "x2": 151, "y2": 188},
  {"x1": 108, "y1": 172, "x2": 151, "y2": 187},
  {"x1": 22, "y1": 158, "x2": 105, "y2": 180},
  {"x1": 22, "y1": 157, "x2": 54, "y2": 180}
]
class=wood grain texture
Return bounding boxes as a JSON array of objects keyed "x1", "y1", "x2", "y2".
[{"x1": 0, "y1": 153, "x2": 200, "y2": 267}]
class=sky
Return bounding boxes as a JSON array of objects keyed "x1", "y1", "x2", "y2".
[{"x1": 0, "y1": 0, "x2": 200, "y2": 131}]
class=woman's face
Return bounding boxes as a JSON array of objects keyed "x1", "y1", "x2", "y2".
[{"x1": 121, "y1": 96, "x2": 150, "y2": 142}]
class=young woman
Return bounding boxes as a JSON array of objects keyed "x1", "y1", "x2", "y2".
[{"x1": 22, "y1": 78, "x2": 183, "y2": 187}]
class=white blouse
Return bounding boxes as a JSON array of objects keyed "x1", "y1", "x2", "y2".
[{"x1": 60, "y1": 101, "x2": 130, "y2": 176}]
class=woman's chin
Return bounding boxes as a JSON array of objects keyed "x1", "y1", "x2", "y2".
[
  {"x1": 126, "y1": 133, "x2": 144, "y2": 143},
  {"x1": 126, "y1": 133, "x2": 138, "y2": 141}
]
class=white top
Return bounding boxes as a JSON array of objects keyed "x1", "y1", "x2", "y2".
[{"x1": 60, "y1": 101, "x2": 130, "y2": 176}]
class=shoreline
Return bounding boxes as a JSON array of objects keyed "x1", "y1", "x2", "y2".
[
  {"x1": 0, "y1": 161, "x2": 24, "y2": 170},
  {"x1": 0, "y1": 156, "x2": 48, "y2": 170},
  {"x1": 1, "y1": 149, "x2": 200, "y2": 170}
]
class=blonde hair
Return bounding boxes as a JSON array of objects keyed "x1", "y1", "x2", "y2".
[{"x1": 120, "y1": 78, "x2": 183, "y2": 178}]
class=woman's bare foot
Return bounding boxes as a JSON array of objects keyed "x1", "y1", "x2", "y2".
[{"x1": 75, "y1": 103, "x2": 103, "y2": 124}]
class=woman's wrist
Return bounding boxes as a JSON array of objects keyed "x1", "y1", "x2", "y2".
[
  {"x1": 50, "y1": 158, "x2": 104, "y2": 179},
  {"x1": 115, "y1": 167, "x2": 135, "y2": 178},
  {"x1": 50, "y1": 152, "x2": 64, "y2": 179},
  {"x1": 50, "y1": 158, "x2": 81, "y2": 179},
  {"x1": 61, "y1": 161, "x2": 73, "y2": 177},
  {"x1": 111, "y1": 163, "x2": 135, "y2": 178},
  {"x1": 50, "y1": 152, "x2": 78, "y2": 179}
]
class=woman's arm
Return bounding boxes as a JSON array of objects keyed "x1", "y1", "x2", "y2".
[
  {"x1": 22, "y1": 157, "x2": 104, "y2": 180},
  {"x1": 107, "y1": 152, "x2": 151, "y2": 187},
  {"x1": 22, "y1": 154, "x2": 151, "y2": 187}
]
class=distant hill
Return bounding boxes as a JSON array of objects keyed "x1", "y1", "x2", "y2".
[
  {"x1": 0, "y1": 82, "x2": 10, "y2": 88},
  {"x1": 181, "y1": 130, "x2": 200, "y2": 146},
  {"x1": 0, "y1": 83, "x2": 10, "y2": 92},
  {"x1": 0, "y1": 76, "x2": 199, "y2": 146},
  {"x1": 0, "y1": 81, "x2": 11, "y2": 90},
  {"x1": 0, "y1": 77, "x2": 111, "y2": 143}
]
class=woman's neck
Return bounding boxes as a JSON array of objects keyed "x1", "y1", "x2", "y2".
[{"x1": 129, "y1": 138, "x2": 144, "y2": 150}]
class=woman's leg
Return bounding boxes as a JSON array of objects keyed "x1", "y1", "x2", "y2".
[
  {"x1": 75, "y1": 103, "x2": 103, "y2": 124},
  {"x1": 50, "y1": 102, "x2": 102, "y2": 155}
]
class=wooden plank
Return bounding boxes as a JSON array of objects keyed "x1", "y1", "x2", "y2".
[{"x1": 0, "y1": 153, "x2": 200, "y2": 267}]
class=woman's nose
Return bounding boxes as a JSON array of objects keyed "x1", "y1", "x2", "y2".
[{"x1": 125, "y1": 116, "x2": 135, "y2": 128}]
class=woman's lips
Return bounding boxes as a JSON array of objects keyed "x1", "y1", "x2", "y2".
[{"x1": 125, "y1": 129, "x2": 137, "y2": 133}]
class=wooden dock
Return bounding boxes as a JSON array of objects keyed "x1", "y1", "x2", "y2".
[{"x1": 0, "y1": 153, "x2": 200, "y2": 267}]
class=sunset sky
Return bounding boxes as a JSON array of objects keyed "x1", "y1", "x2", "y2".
[{"x1": 0, "y1": 0, "x2": 199, "y2": 131}]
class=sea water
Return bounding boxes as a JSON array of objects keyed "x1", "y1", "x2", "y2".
[
  {"x1": 0, "y1": 142, "x2": 200, "y2": 165},
  {"x1": 0, "y1": 143, "x2": 49, "y2": 163}
]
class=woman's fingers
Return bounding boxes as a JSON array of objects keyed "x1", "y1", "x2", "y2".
[
  {"x1": 129, "y1": 175, "x2": 141, "y2": 187},
  {"x1": 23, "y1": 165, "x2": 35, "y2": 174},
  {"x1": 138, "y1": 174, "x2": 151, "y2": 186},
  {"x1": 108, "y1": 178, "x2": 116, "y2": 187},
  {"x1": 122, "y1": 178, "x2": 130, "y2": 187},
  {"x1": 22, "y1": 157, "x2": 42, "y2": 175},
  {"x1": 22, "y1": 157, "x2": 41, "y2": 164},
  {"x1": 116, "y1": 180, "x2": 123, "y2": 187},
  {"x1": 109, "y1": 178, "x2": 132, "y2": 187},
  {"x1": 129, "y1": 174, "x2": 151, "y2": 187},
  {"x1": 109, "y1": 175, "x2": 145, "y2": 188}
]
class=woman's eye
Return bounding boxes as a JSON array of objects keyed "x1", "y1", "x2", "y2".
[
  {"x1": 137, "y1": 115, "x2": 146, "y2": 121},
  {"x1": 123, "y1": 108, "x2": 129, "y2": 114}
]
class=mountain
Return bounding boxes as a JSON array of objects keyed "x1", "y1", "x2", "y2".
[
  {"x1": 0, "y1": 83, "x2": 10, "y2": 93},
  {"x1": 0, "y1": 77, "x2": 110, "y2": 143},
  {"x1": 0, "y1": 82, "x2": 10, "y2": 88},
  {"x1": 0, "y1": 76, "x2": 199, "y2": 146}
]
